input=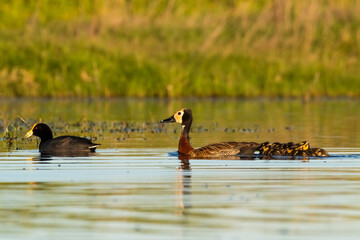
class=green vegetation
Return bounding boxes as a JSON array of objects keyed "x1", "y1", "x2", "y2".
[{"x1": 0, "y1": 0, "x2": 359, "y2": 97}]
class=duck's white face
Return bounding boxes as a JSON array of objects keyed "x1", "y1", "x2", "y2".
[{"x1": 174, "y1": 109, "x2": 185, "y2": 124}]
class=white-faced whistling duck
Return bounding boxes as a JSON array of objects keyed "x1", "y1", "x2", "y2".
[{"x1": 161, "y1": 108, "x2": 260, "y2": 158}]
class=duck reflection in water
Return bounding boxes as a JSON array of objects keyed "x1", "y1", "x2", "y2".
[
  {"x1": 176, "y1": 156, "x2": 192, "y2": 214},
  {"x1": 175, "y1": 154, "x2": 260, "y2": 216}
]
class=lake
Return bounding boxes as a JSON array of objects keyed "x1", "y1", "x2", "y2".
[{"x1": 0, "y1": 98, "x2": 360, "y2": 240}]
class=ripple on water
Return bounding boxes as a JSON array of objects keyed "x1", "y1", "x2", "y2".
[{"x1": 0, "y1": 148, "x2": 360, "y2": 239}]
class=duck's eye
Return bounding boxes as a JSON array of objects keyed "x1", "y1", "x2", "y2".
[{"x1": 178, "y1": 112, "x2": 182, "y2": 115}]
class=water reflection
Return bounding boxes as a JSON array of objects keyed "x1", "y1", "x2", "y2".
[
  {"x1": 29, "y1": 153, "x2": 98, "y2": 161},
  {"x1": 31, "y1": 155, "x2": 52, "y2": 162},
  {"x1": 40, "y1": 151, "x2": 97, "y2": 158},
  {"x1": 1, "y1": 99, "x2": 360, "y2": 239},
  {"x1": 1, "y1": 149, "x2": 360, "y2": 239},
  {"x1": 178, "y1": 153, "x2": 326, "y2": 161},
  {"x1": 173, "y1": 153, "x2": 334, "y2": 217},
  {"x1": 176, "y1": 159, "x2": 192, "y2": 214},
  {"x1": 179, "y1": 158, "x2": 191, "y2": 170}
]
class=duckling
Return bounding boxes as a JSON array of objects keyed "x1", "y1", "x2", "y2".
[
  {"x1": 280, "y1": 142, "x2": 293, "y2": 155},
  {"x1": 268, "y1": 142, "x2": 283, "y2": 156},
  {"x1": 307, "y1": 147, "x2": 329, "y2": 157},
  {"x1": 286, "y1": 142, "x2": 295, "y2": 148},
  {"x1": 258, "y1": 142, "x2": 271, "y2": 155},
  {"x1": 293, "y1": 141, "x2": 310, "y2": 156},
  {"x1": 261, "y1": 140, "x2": 328, "y2": 158},
  {"x1": 284, "y1": 141, "x2": 303, "y2": 156},
  {"x1": 25, "y1": 123, "x2": 100, "y2": 156},
  {"x1": 286, "y1": 141, "x2": 329, "y2": 157},
  {"x1": 160, "y1": 108, "x2": 260, "y2": 158},
  {"x1": 298, "y1": 141, "x2": 310, "y2": 151}
]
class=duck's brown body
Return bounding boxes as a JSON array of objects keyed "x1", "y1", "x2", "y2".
[
  {"x1": 184, "y1": 140, "x2": 260, "y2": 158},
  {"x1": 161, "y1": 108, "x2": 260, "y2": 158},
  {"x1": 192, "y1": 142, "x2": 260, "y2": 158}
]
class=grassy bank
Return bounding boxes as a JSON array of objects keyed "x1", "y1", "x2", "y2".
[{"x1": 0, "y1": 0, "x2": 359, "y2": 97}]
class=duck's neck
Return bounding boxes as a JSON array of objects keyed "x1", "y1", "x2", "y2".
[
  {"x1": 39, "y1": 132, "x2": 53, "y2": 145},
  {"x1": 178, "y1": 123, "x2": 194, "y2": 155}
]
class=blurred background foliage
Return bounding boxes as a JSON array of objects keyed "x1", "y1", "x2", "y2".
[{"x1": 0, "y1": 0, "x2": 359, "y2": 97}]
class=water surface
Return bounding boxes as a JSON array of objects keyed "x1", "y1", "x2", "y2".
[{"x1": 0, "y1": 99, "x2": 360, "y2": 239}]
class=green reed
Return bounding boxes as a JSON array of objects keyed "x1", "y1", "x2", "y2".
[{"x1": 0, "y1": 0, "x2": 359, "y2": 97}]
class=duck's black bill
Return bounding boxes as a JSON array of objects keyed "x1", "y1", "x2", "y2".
[{"x1": 160, "y1": 115, "x2": 176, "y2": 123}]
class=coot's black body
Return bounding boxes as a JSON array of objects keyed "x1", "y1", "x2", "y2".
[{"x1": 26, "y1": 123, "x2": 100, "y2": 156}]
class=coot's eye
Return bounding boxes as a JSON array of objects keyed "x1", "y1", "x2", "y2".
[{"x1": 178, "y1": 112, "x2": 182, "y2": 115}]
